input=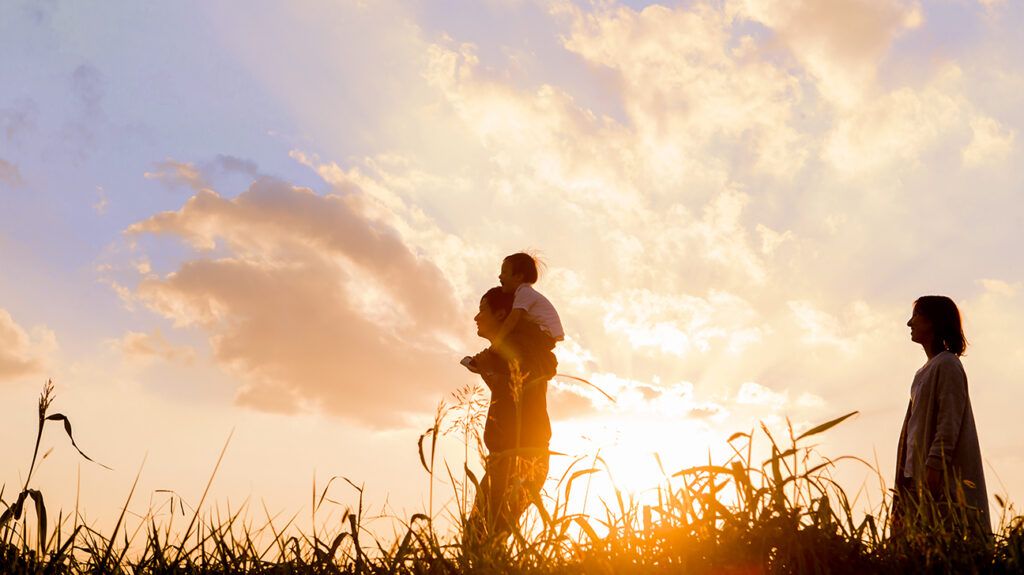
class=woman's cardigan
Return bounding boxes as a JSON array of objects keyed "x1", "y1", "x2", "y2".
[{"x1": 894, "y1": 351, "x2": 989, "y2": 530}]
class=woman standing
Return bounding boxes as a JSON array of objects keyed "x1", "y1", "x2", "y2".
[{"x1": 894, "y1": 295, "x2": 989, "y2": 534}]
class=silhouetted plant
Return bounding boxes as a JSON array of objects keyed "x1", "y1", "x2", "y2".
[{"x1": 3, "y1": 382, "x2": 1022, "y2": 574}]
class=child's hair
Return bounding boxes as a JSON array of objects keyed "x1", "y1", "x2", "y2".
[
  {"x1": 914, "y1": 295, "x2": 968, "y2": 356},
  {"x1": 504, "y1": 252, "x2": 541, "y2": 284}
]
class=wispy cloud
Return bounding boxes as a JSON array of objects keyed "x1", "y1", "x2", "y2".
[
  {"x1": 144, "y1": 155, "x2": 262, "y2": 191},
  {"x1": 963, "y1": 115, "x2": 1016, "y2": 167},
  {"x1": 144, "y1": 160, "x2": 209, "y2": 191},
  {"x1": 0, "y1": 308, "x2": 56, "y2": 381},
  {"x1": 111, "y1": 329, "x2": 196, "y2": 365},
  {"x1": 93, "y1": 185, "x2": 108, "y2": 214},
  {"x1": 0, "y1": 158, "x2": 23, "y2": 188},
  {"x1": 0, "y1": 98, "x2": 36, "y2": 144}
]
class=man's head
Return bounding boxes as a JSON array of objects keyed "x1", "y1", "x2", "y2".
[{"x1": 476, "y1": 287, "x2": 514, "y2": 340}]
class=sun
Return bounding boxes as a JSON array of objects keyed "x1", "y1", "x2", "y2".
[{"x1": 549, "y1": 413, "x2": 730, "y2": 520}]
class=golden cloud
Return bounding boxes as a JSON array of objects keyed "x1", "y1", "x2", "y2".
[
  {"x1": 0, "y1": 308, "x2": 55, "y2": 381},
  {"x1": 112, "y1": 330, "x2": 196, "y2": 365},
  {"x1": 126, "y1": 176, "x2": 468, "y2": 425},
  {"x1": 738, "y1": 0, "x2": 922, "y2": 106}
]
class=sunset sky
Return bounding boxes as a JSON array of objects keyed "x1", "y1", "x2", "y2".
[{"x1": 2, "y1": 0, "x2": 1022, "y2": 537}]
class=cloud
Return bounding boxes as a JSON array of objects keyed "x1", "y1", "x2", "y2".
[
  {"x1": 977, "y1": 0, "x2": 1006, "y2": 10},
  {"x1": 97, "y1": 0, "x2": 1022, "y2": 499},
  {"x1": 57, "y1": 63, "x2": 106, "y2": 159},
  {"x1": 545, "y1": 1, "x2": 998, "y2": 191},
  {"x1": 144, "y1": 160, "x2": 209, "y2": 191},
  {"x1": 557, "y1": 2, "x2": 809, "y2": 179},
  {"x1": 144, "y1": 155, "x2": 261, "y2": 191},
  {"x1": 977, "y1": 278, "x2": 1018, "y2": 297},
  {"x1": 71, "y1": 64, "x2": 104, "y2": 113},
  {"x1": 125, "y1": 175, "x2": 467, "y2": 425},
  {"x1": 0, "y1": 98, "x2": 36, "y2": 144},
  {"x1": 418, "y1": 34, "x2": 776, "y2": 294},
  {"x1": 0, "y1": 308, "x2": 56, "y2": 381},
  {"x1": 736, "y1": 381, "x2": 788, "y2": 409},
  {"x1": 275, "y1": 3, "x2": 959, "y2": 414},
  {"x1": 550, "y1": 370, "x2": 728, "y2": 420},
  {"x1": 788, "y1": 300, "x2": 845, "y2": 348},
  {"x1": 111, "y1": 330, "x2": 196, "y2": 365},
  {"x1": 212, "y1": 154, "x2": 260, "y2": 177},
  {"x1": 737, "y1": 0, "x2": 922, "y2": 106},
  {"x1": 822, "y1": 65, "x2": 968, "y2": 177},
  {"x1": 93, "y1": 186, "x2": 108, "y2": 214},
  {"x1": 956, "y1": 283, "x2": 1024, "y2": 464},
  {"x1": 962, "y1": 114, "x2": 1016, "y2": 167},
  {"x1": 602, "y1": 288, "x2": 763, "y2": 356},
  {"x1": 0, "y1": 158, "x2": 23, "y2": 188}
]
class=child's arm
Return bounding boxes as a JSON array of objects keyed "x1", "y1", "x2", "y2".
[{"x1": 491, "y1": 308, "x2": 525, "y2": 347}]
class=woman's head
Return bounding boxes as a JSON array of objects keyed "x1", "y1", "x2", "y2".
[
  {"x1": 476, "y1": 287, "x2": 514, "y2": 340},
  {"x1": 908, "y1": 295, "x2": 967, "y2": 356}
]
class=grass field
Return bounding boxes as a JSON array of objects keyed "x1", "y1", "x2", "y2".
[{"x1": 3, "y1": 381, "x2": 1022, "y2": 574}]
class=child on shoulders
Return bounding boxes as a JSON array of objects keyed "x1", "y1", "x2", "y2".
[
  {"x1": 496, "y1": 252, "x2": 563, "y2": 351},
  {"x1": 462, "y1": 252, "x2": 563, "y2": 374}
]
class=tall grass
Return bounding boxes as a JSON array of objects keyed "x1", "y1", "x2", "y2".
[{"x1": 3, "y1": 380, "x2": 1022, "y2": 574}]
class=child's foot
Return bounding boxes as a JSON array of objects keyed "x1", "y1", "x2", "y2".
[{"x1": 460, "y1": 356, "x2": 480, "y2": 374}]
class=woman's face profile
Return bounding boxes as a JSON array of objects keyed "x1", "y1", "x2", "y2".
[
  {"x1": 907, "y1": 306, "x2": 934, "y2": 346},
  {"x1": 475, "y1": 299, "x2": 505, "y2": 339}
]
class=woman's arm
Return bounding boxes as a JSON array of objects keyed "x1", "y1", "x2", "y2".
[{"x1": 926, "y1": 359, "x2": 968, "y2": 477}]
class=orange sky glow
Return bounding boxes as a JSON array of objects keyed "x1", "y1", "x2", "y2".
[{"x1": 2, "y1": 0, "x2": 1023, "y2": 545}]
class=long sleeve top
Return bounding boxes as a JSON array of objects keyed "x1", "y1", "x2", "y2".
[{"x1": 895, "y1": 351, "x2": 989, "y2": 527}]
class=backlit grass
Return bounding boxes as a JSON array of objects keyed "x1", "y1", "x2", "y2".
[{"x1": 3, "y1": 381, "x2": 1022, "y2": 574}]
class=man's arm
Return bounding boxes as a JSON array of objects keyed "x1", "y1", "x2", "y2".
[
  {"x1": 467, "y1": 348, "x2": 509, "y2": 392},
  {"x1": 491, "y1": 307, "x2": 525, "y2": 347}
]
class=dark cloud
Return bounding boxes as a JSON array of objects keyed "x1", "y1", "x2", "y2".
[{"x1": 213, "y1": 154, "x2": 260, "y2": 177}]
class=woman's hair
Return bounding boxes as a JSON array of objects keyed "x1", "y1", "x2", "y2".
[
  {"x1": 504, "y1": 252, "x2": 541, "y2": 284},
  {"x1": 914, "y1": 295, "x2": 968, "y2": 356},
  {"x1": 482, "y1": 286, "x2": 514, "y2": 316}
]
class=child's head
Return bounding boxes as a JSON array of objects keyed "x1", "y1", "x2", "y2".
[{"x1": 499, "y1": 252, "x2": 539, "y2": 293}]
